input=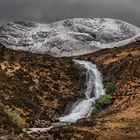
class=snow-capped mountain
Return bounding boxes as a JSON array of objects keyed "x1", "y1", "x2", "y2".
[{"x1": 0, "y1": 18, "x2": 139, "y2": 57}]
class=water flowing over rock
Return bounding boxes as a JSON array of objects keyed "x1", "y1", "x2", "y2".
[
  {"x1": 24, "y1": 60, "x2": 105, "y2": 136},
  {"x1": 59, "y1": 60, "x2": 105, "y2": 123},
  {"x1": 0, "y1": 18, "x2": 139, "y2": 57}
]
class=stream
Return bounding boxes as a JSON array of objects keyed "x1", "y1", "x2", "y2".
[
  {"x1": 59, "y1": 60, "x2": 105, "y2": 122},
  {"x1": 25, "y1": 60, "x2": 105, "y2": 134}
]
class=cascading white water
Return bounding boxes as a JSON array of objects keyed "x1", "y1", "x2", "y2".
[
  {"x1": 24, "y1": 60, "x2": 105, "y2": 134},
  {"x1": 59, "y1": 60, "x2": 105, "y2": 123}
]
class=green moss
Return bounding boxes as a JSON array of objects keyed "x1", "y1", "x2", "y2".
[
  {"x1": 92, "y1": 82, "x2": 116, "y2": 116},
  {"x1": 96, "y1": 94, "x2": 113, "y2": 109},
  {"x1": 91, "y1": 108, "x2": 101, "y2": 116},
  {"x1": 105, "y1": 82, "x2": 117, "y2": 95}
]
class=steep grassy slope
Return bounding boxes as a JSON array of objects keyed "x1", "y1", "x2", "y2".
[
  {"x1": 0, "y1": 44, "x2": 83, "y2": 132},
  {"x1": 48, "y1": 41, "x2": 140, "y2": 140},
  {"x1": 0, "y1": 41, "x2": 139, "y2": 139}
]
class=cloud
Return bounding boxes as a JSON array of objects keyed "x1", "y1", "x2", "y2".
[{"x1": 0, "y1": 0, "x2": 139, "y2": 26}]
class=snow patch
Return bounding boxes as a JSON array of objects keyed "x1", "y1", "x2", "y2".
[{"x1": 0, "y1": 18, "x2": 139, "y2": 57}]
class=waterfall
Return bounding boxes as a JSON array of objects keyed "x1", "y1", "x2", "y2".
[
  {"x1": 24, "y1": 60, "x2": 105, "y2": 134},
  {"x1": 59, "y1": 60, "x2": 105, "y2": 123}
]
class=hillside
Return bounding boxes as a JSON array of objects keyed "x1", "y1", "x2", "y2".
[
  {"x1": 48, "y1": 41, "x2": 140, "y2": 140},
  {"x1": 0, "y1": 43, "x2": 82, "y2": 138},
  {"x1": 0, "y1": 40, "x2": 139, "y2": 139}
]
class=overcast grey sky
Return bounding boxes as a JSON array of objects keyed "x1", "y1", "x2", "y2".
[{"x1": 0, "y1": 0, "x2": 140, "y2": 27}]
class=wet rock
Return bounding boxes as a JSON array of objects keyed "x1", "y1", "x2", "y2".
[{"x1": 34, "y1": 120, "x2": 51, "y2": 128}]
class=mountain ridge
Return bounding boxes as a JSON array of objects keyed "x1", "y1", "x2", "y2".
[{"x1": 0, "y1": 18, "x2": 139, "y2": 57}]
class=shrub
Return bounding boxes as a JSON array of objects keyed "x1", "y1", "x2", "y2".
[
  {"x1": 105, "y1": 82, "x2": 117, "y2": 95},
  {"x1": 92, "y1": 82, "x2": 117, "y2": 115},
  {"x1": 91, "y1": 108, "x2": 101, "y2": 116},
  {"x1": 3, "y1": 108, "x2": 29, "y2": 130},
  {"x1": 95, "y1": 94, "x2": 113, "y2": 109}
]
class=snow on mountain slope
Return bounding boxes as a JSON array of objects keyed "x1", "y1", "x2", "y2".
[{"x1": 0, "y1": 18, "x2": 139, "y2": 57}]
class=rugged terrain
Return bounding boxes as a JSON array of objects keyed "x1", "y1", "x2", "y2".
[
  {"x1": 48, "y1": 41, "x2": 140, "y2": 140},
  {"x1": 0, "y1": 40, "x2": 139, "y2": 139},
  {"x1": 0, "y1": 18, "x2": 139, "y2": 57},
  {"x1": 0, "y1": 18, "x2": 140, "y2": 140},
  {"x1": 0, "y1": 43, "x2": 83, "y2": 138}
]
